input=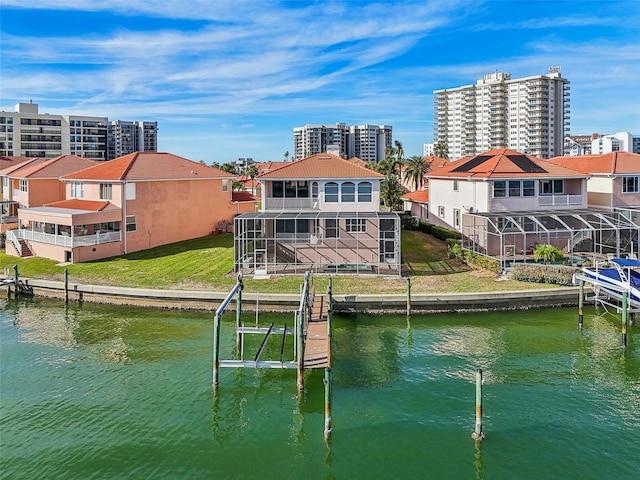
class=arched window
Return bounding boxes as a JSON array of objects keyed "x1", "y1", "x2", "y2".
[
  {"x1": 341, "y1": 182, "x2": 355, "y2": 202},
  {"x1": 358, "y1": 181, "x2": 372, "y2": 202},
  {"x1": 325, "y1": 182, "x2": 339, "y2": 202},
  {"x1": 312, "y1": 182, "x2": 319, "y2": 198}
]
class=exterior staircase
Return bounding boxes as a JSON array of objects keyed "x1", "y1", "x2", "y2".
[
  {"x1": 565, "y1": 229, "x2": 592, "y2": 254},
  {"x1": 18, "y1": 239, "x2": 34, "y2": 258}
]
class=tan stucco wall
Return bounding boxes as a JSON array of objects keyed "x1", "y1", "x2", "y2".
[
  {"x1": 27, "y1": 179, "x2": 66, "y2": 207},
  {"x1": 123, "y1": 179, "x2": 236, "y2": 253}
]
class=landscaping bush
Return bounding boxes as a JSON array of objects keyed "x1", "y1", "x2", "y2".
[
  {"x1": 510, "y1": 264, "x2": 579, "y2": 286},
  {"x1": 447, "y1": 241, "x2": 501, "y2": 273},
  {"x1": 418, "y1": 221, "x2": 432, "y2": 234},
  {"x1": 401, "y1": 214, "x2": 419, "y2": 231}
]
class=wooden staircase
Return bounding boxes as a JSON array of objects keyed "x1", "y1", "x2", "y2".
[{"x1": 18, "y1": 239, "x2": 34, "y2": 258}]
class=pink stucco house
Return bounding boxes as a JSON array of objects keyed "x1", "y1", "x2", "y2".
[
  {"x1": 1, "y1": 155, "x2": 97, "y2": 233},
  {"x1": 6, "y1": 152, "x2": 257, "y2": 263}
]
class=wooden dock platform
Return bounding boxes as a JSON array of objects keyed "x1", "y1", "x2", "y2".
[{"x1": 303, "y1": 294, "x2": 330, "y2": 369}]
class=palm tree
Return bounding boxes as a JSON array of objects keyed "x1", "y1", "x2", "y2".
[
  {"x1": 434, "y1": 142, "x2": 449, "y2": 160},
  {"x1": 394, "y1": 140, "x2": 404, "y2": 165},
  {"x1": 284, "y1": 151, "x2": 289, "y2": 161},
  {"x1": 380, "y1": 172, "x2": 404, "y2": 212},
  {"x1": 245, "y1": 164, "x2": 258, "y2": 195},
  {"x1": 220, "y1": 163, "x2": 237, "y2": 174},
  {"x1": 403, "y1": 155, "x2": 429, "y2": 191},
  {"x1": 533, "y1": 244, "x2": 563, "y2": 264}
]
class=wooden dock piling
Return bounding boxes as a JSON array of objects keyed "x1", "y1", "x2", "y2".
[{"x1": 472, "y1": 368, "x2": 485, "y2": 441}]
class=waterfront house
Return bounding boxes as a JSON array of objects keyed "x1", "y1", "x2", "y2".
[
  {"x1": 234, "y1": 153, "x2": 401, "y2": 276},
  {"x1": 1, "y1": 155, "x2": 96, "y2": 233},
  {"x1": 6, "y1": 152, "x2": 256, "y2": 263},
  {"x1": 425, "y1": 148, "x2": 638, "y2": 267}
]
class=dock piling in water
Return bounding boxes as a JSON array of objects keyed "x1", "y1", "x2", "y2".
[
  {"x1": 472, "y1": 368, "x2": 485, "y2": 441},
  {"x1": 578, "y1": 279, "x2": 584, "y2": 329}
]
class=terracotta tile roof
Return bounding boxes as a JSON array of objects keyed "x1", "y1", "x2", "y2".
[
  {"x1": 0, "y1": 157, "x2": 46, "y2": 176},
  {"x1": 425, "y1": 156, "x2": 450, "y2": 170},
  {"x1": 0, "y1": 156, "x2": 32, "y2": 171},
  {"x1": 548, "y1": 152, "x2": 640, "y2": 175},
  {"x1": 232, "y1": 191, "x2": 258, "y2": 202},
  {"x1": 62, "y1": 152, "x2": 234, "y2": 181},
  {"x1": 401, "y1": 189, "x2": 429, "y2": 203},
  {"x1": 259, "y1": 153, "x2": 383, "y2": 180},
  {"x1": 425, "y1": 149, "x2": 588, "y2": 179},
  {"x1": 9, "y1": 155, "x2": 98, "y2": 179},
  {"x1": 346, "y1": 156, "x2": 367, "y2": 167},
  {"x1": 44, "y1": 199, "x2": 117, "y2": 211},
  {"x1": 255, "y1": 161, "x2": 290, "y2": 174}
]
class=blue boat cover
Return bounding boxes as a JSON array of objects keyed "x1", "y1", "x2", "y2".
[{"x1": 611, "y1": 258, "x2": 640, "y2": 267}]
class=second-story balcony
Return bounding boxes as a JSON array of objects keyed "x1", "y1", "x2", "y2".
[
  {"x1": 264, "y1": 197, "x2": 319, "y2": 210},
  {"x1": 538, "y1": 194, "x2": 583, "y2": 207}
]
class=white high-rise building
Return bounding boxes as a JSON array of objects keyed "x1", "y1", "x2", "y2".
[
  {"x1": 434, "y1": 67, "x2": 570, "y2": 159},
  {"x1": 107, "y1": 120, "x2": 158, "y2": 160},
  {"x1": 293, "y1": 123, "x2": 392, "y2": 162},
  {"x1": 591, "y1": 132, "x2": 634, "y2": 155},
  {"x1": 1, "y1": 101, "x2": 108, "y2": 160}
]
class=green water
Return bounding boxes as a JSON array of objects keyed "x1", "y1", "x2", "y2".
[{"x1": 1, "y1": 298, "x2": 639, "y2": 479}]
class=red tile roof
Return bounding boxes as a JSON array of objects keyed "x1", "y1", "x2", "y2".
[
  {"x1": 401, "y1": 189, "x2": 429, "y2": 203},
  {"x1": 254, "y1": 161, "x2": 290, "y2": 174},
  {"x1": 346, "y1": 156, "x2": 367, "y2": 167},
  {"x1": 8, "y1": 155, "x2": 97, "y2": 179},
  {"x1": 259, "y1": 153, "x2": 383, "y2": 180},
  {"x1": 0, "y1": 157, "x2": 46, "y2": 176},
  {"x1": 44, "y1": 199, "x2": 117, "y2": 211},
  {"x1": 232, "y1": 191, "x2": 258, "y2": 202},
  {"x1": 0, "y1": 156, "x2": 32, "y2": 171},
  {"x1": 426, "y1": 149, "x2": 587, "y2": 179},
  {"x1": 548, "y1": 152, "x2": 640, "y2": 175},
  {"x1": 62, "y1": 152, "x2": 234, "y2": 181}
]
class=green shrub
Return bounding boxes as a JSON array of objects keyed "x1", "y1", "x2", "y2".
[
  {"x1": 401, "y1": 214, "x2": 419, "y2": 230},
  {"x1": 447, "y1": 243, "x2": 501, "y2": 273},
  {"x1": 418, "y1": 221, "x2": 432, "y2": 234},
  {"x1": 510, "y1": 264, "x2": 578, "y2": 286}
]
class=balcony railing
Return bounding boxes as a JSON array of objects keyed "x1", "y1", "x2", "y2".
[
  {"x1": 264, "y1": 197, "x2": 319, "y2": 210},
  {"x1": 538, "y1": 194, "x2": 583, "y2": 206},
  {"x1": 11, "y1": 229, "x2": 122, "y2": 247}
]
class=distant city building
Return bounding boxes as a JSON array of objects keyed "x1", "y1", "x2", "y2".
[
  {"x1": 591, "y1": 131, "x2": 635, "y2": 155},
  {"x1": 423, "y1": 143, "x2": 434, "y2": 156},
  {"x1": 433, "y1": 67, "x2": 570, "y2": 160},
  {"x1": 107, "y1": 120, "x2": 158, "y2": 160},
  {"x1": 293, "y1": 123, "x2": 392, "y2": 162},
  {"x1": 0, "y1": 101, "x2": 158, "y2": 161},
  {"x1": 564, "y1": 135, "x2": 593, "y2": 156}
]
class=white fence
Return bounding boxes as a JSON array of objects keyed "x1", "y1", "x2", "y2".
[{"x1": 9, "y1": 229, "x2": 121, "y2": 248}]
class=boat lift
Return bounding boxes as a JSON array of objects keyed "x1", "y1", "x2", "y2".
[
  {"x1": 574, "y1": 258, "x2": 640, "y2": 347},
  {"x1": 212, "y1": 272, "x2": 333, "y2": 438}
]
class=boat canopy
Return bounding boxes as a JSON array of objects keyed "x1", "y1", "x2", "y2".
[{"x1": 611, "y1": 258, "x2": 640, "y2": 268}]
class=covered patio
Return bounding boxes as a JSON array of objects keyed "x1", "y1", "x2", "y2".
[
  {"x1": 461, "y1": 208, "x2": 640, "y2": 270},
  {"x1": 234, "y1": 211, "x2": 401, "y2": 276}
]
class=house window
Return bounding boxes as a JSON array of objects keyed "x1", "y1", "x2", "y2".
[
  {"x1": 357, "y1": 182, "x2": 372, "y2": 202},
  {"x1": 284, "y1": 180, "x2": 297, "y2": 198},
  {"x1": 342, "y1": 182, "x2": 355, "y2": 202},
  {"x1": 222, "y1": 179, "x2": 229, "y2": 192},
  {"x1": 346, "y1": 218, "x2": 366, "y2": 233},
  {"x1": 622, "y1": 176, "x2": 639, "y2": 193},
  {"x1": 509, "y1": 180, "x2": 521, "y2": 197},
  {"x1": 311, "y1": 182, "x2": 319, "y2": 198},
  {"x1": 453, "y1": 179, "x2": 459, "y2": 192},
  {"x1": 540, "y1": 179, "x2": 563, "y2": 194},
  {"x1": 19, "y1": 179, "x2": 27, "y2": 192},
  {"x1": 493, "y1": 181, "x2": 506, "y2": 197},
  {"x1": 523, "y1": 180, "x2": 535, "y2": 197},
  {"x1": 325, "y1": 182, "x2": 339, "y2": 202},
  {"x1": 70, "y1": 181, "x2": 84, "y2": 198},
  {"x1": 125, "y1": 215, "x2": 137, "y2": 232},
  {"x1": 272, "y1": 181, "x2": 284, "y2": 198},
  {"x1": 100, "y1": 183, "x2": 112, "y2": 200},
  {"x1": 325, "y1": 218, "x2": 339, "y2": 238},
  {"x1": 297, "y1": 181, "x2": 309, "y2": 198},
  {"x1": 125, "y1": 183, "x2": 136, "y2": 200},
  {"x1": 438, "y1": 206, "x2": 445, "y2": 218},
  {"x1": 454, "y1": 209, "x2": 460, "y2": 228}
]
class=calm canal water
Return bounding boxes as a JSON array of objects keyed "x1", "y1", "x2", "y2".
[{"x1": 1, "y1": 298, "x2": 639, "y2": 479}]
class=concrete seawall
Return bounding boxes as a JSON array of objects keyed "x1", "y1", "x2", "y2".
[{"x1": 16, "y1": 278, "x2": 581, "y2": 314}]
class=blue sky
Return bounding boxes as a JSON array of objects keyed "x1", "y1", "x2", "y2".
[{"x1": 1, "y1": 0, "x2": 639, "y2": 163}]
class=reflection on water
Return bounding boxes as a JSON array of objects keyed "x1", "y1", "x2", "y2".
[{"x1": 1, "y1": 298, "x2": 639, "y2": 480}]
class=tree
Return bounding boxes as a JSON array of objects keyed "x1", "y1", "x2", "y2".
[
  {"x1": 284, "y1": 151, "x2": 289, "y2": 161},
  {"x1": 220, "y1": 162, "x2": 237, "y2": 174},
  {"x1": 245, "y1": 164, "x2": 258, "y2": 195},
  {"x1": 533, "y1": 244, "x2": 564, "y2": 264},
  {"x1": 380, "y1": 172, "x2": 405, "y2": 212},
  {"x1": 434, "y1": 142, "x2": 449, "y2": 160},
  {"x1": 232, "y1": 180, "x2": 245, "y2": 191},
  {"x1": 403, "y1": 155, "x2": 429, "y2": 191}
]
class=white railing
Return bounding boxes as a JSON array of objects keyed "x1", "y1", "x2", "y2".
[
  {"x1": 12, "y1": 229, "x2": 121, "y2": 247},
  {"x1": 538, "y1": 194, "x2": 583, "y2": 206},
  {"x1": 5, "y1": 229, "x2": 21, "y2": 252},
  {"x1": 264, "y1": 198, "x2": 319, "y2": 210}
]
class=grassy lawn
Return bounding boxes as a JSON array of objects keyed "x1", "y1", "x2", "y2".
[{"x1": 0, "y1": 231, "x2": 555, "y2": 294}]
